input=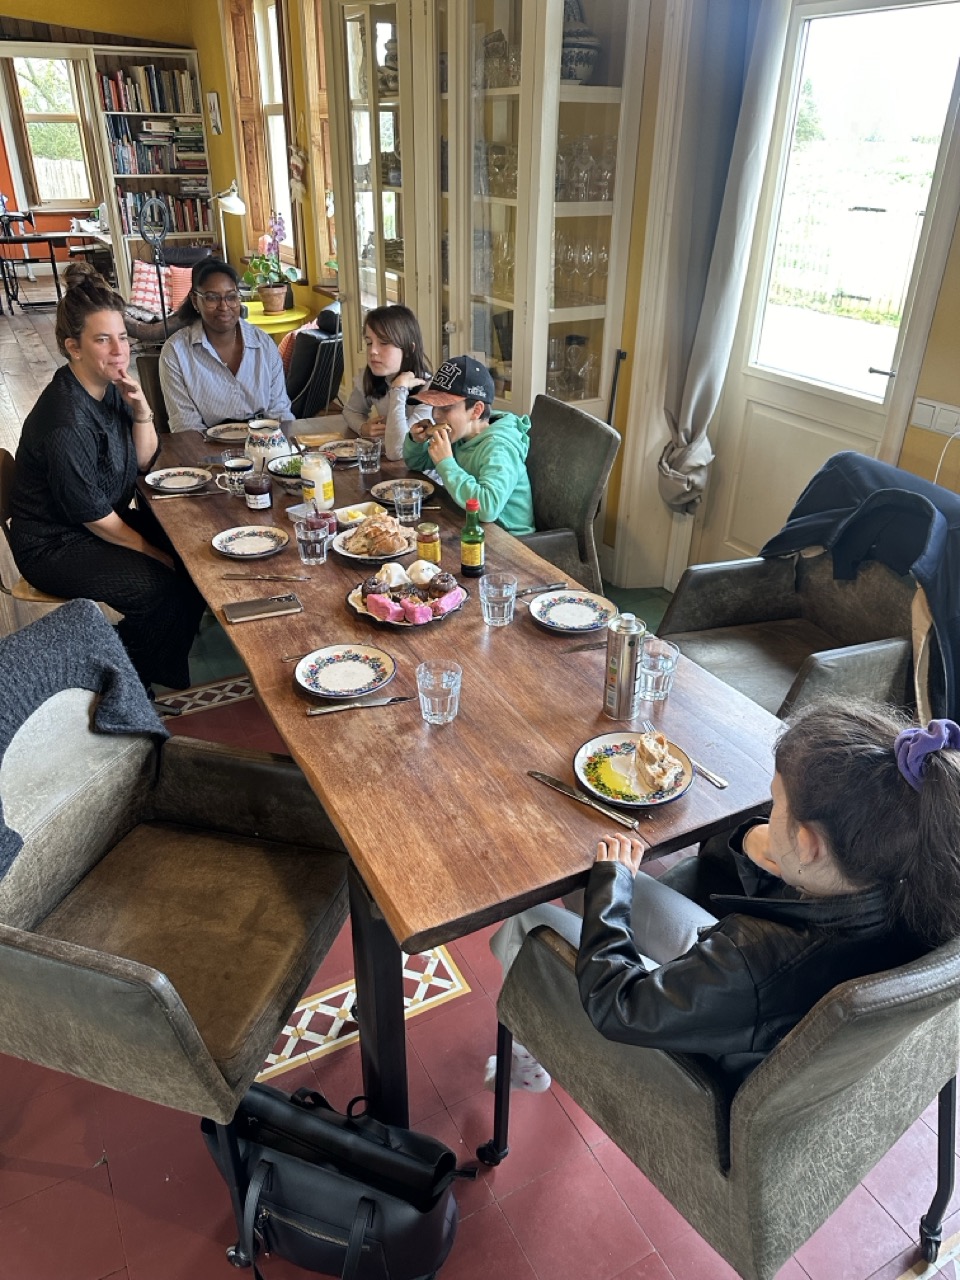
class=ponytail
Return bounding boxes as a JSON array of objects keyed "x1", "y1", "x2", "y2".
[{"x1": 775, "y1": 700, "x2": 960, "y2": 946}]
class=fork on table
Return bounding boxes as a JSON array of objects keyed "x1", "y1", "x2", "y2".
[{"x1": 641, "y1": 719, "x2": 728, "y2": 789}]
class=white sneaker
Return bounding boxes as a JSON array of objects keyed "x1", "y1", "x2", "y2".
[{"x1": 484, "y1": 1043, "x2": 552, "y2": 1093}]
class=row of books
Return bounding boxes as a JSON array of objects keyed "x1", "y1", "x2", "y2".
[
  {"x1": 97, "y1": 65, "x2": 201, "y2": 116},
  {"x1": 115, "y1": 187, "x2": 213, "y2": 237},
  {"x1": 107, "y1": 116, "x2": 207, "y2": 177}
]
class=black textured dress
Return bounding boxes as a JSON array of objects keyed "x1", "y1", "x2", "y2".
[{"x1": 10, "y1": 365, "x2": 204, "y2": 688}]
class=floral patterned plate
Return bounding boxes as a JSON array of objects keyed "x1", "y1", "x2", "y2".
[
  {"x1": 211, "y1": 525, "x2": 289, "y2": 559},
  {"x1": 323, "y1": 440, "x2": 361, "y2": 466},
  {"x1": 204, "y1": 422, "x2": 249, "y2": 443},
  {"x1": 369, "y1": 479, "x2": 436, "y2": 504},
  {"x1": 573, "y1": 733, "x2": 693, "y2": 807},
  {"x1": 528, "y1": 590, "x2": 618, "y2": 634},
  {"x1": 144, "y1": 467, "x2": 212, "y2": 493},
  {"x1": 295, "y1": 644, "x2": 397, "y2": 698}
]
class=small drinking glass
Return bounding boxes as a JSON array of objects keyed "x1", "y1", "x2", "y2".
[
  {"x1": 356, "y1": 438, "x2": 382, "y2": 474},
  {"x1": 392, "y1": 481, "x2": 423, "y2": 524},
  {"x1": 416, "y1": 660, "x2": 462, "y2": 726},
  {"x1": 294, "y1": 521, "x2": 329, "y2": 566},
  {"x1": 479, "y1": 573, "x2": 517, "y2": 627},
  {"x1": 638, "y1": 637, "x2": 680, "y2": 702}
]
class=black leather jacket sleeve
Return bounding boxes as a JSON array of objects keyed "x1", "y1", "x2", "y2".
[{"x1": 575, "y1": 861, "x2": 764, "y2": 1057}]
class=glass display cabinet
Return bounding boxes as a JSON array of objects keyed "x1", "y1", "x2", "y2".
[
  {"x1": 326, "y1": 0, "x2": 644, "y2": 414},
  {"x1": 439, "y1": 0, "x2": 644, "y2": 415},
  {"x1": 322, "y1": 0, "x2": 437, "y2": 384}
]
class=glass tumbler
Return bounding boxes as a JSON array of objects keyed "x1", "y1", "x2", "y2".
[{"x1": 416, "y1": 660, "x2": 462, "y2": 725}]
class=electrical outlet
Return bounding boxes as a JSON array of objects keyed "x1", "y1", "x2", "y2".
[
  {"x1": 933, "y1": 406, "x2": 960, "y2": 436},
  {"x1": 912, "y1": 398, "x2": 937, "y2": 429}
]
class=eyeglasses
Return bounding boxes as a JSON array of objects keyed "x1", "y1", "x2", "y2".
[{"x1": 196, "y1": 290, "x2": 241, "y2": 306}]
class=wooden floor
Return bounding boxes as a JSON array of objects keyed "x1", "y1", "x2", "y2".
[{"x1": 0, "y1": 302, "x2": 65, "y2": 639}]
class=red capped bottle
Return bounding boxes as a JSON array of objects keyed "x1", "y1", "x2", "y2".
[{"x1": 460, "y1": 497, "x2": 485, "y2": 577}]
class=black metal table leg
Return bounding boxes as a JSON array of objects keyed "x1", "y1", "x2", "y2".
[
  {"x1": 348, "y1": 863, "x2": 410, "y2": 1126},
  {"x1": 919, "y1": 1076, "x2": 956, "y2": 1263}
]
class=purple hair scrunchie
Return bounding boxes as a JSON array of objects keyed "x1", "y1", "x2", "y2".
[{"x1": 894, "y1": 719, "x2": 960, "y2": 792}]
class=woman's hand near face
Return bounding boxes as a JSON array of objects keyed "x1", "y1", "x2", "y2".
[
  {"x1": 427, "y1": 424, "x2": 453, "y2": 464},
  {"x1": 113, "y1": 370, "x2": 152, "y2": 421},
  {"x1": 595, "y1": 833, "x2": 646, "y2": 875},
  {"x1": 391, "y1": 371, "x2": 426, "y2": 391}
]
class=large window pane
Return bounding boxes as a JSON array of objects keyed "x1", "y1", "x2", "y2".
[
  {"x1": 14, "y1": 56, "x2": 94, "y2": 206},
  {"x1": 26, "y1": 122, "x2": 91, "y2": 202}
]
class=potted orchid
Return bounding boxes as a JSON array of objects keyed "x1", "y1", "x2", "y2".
[{"x1": 243, "y1": 211, "x2": 298, "y2": 314}]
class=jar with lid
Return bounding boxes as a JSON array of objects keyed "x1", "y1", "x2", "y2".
[
  {"x1": 416, "y1": 522, "x2": 441, "y2": 564},
  {"x1": 243, "y1": 470, "x2": 273, "y2": 511},
  {"x1": 300, "y1": 450, "x2": 335, "y2": 511}
]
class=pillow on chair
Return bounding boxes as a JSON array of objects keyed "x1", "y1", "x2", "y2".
[
  {"x1": 128, "y1": 260, "x2": 169, "y2": 320},
  {"x1": 167, "y1": 266, "x2": 194, "y2": 311}
]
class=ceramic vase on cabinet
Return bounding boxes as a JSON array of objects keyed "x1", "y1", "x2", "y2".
[{"x1": 561, "y1": 0, "x2": 602, "y2": 84}]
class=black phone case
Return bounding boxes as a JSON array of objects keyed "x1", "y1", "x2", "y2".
[{"x1": 223, "y1": 594, "x2": 303, "y2": 624}]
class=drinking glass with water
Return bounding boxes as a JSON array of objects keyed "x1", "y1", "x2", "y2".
[
  {"x1": 479, "y1": 573, "x2": 517, "y2": 626},
  {"x1": 638, "y1": 637, "x2": 680, "y2": 702},
  {"x1": 416, "y1": 660, "x2": 462, "y2": 725}
]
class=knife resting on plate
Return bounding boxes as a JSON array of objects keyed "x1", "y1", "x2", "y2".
[{"x1": 528, "y1": 771, "x2": 640, "y2": 831}]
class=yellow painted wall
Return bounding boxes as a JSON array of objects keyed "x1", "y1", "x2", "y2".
[
  {"x1": 0, "y1": 0, "x2": 191, "y2": 50},
  {"x1": 914, "y1": 214, "x2": 960, "y2": 407}
]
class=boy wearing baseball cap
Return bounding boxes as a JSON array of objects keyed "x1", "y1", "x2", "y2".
[{"x1": 402, "y1": 356, "x2": 535, "y2": 536}]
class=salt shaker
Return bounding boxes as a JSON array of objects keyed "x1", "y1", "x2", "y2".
[{"x1": 603, "y1": 612, "x2": 646, "y2": 720}]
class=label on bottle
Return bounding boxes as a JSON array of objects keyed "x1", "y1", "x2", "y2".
[
  {"x1": 461, "y1": 542, "x2": 484, "y2": 568},
  {"x1": 245, "y1": 491, "x2": 272, "y2": 510},
  {"x1": 321, "y1": 476, "x2": 334, "y2": 503}
]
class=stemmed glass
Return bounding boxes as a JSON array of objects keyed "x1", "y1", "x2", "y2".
[
  {"x1": 595, "y1": 237, "x2": 610, "y2": 289},
  {"x1": 570, "y1": 136, "x2": 596, "y2": 203},
  {"x1": 564, "y1": 334, "x2": 589, "y2": 397},
  {"x1": 574, "y1": 237, "x2": 596, "y2": 304},
  {"x1": 591, "y1": 138, "x2": 618, "y2": 201},
  {"x1": 488, "y1": 145, "x2": 508, "y2": 198}
]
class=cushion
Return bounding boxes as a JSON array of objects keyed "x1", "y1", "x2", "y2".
[
  {"x1": 128, "y1": 260, "x2": 171, "y2": 319},
  {"x1": 167, "y1": 265, "x2": 194, "y2": 311}
]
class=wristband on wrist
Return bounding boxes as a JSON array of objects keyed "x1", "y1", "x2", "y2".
[{"x1": 133, "y1": 414, "x2": 155, "y2": 424}]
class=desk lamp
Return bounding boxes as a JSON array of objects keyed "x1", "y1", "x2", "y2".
[{"x1": 210, "y1": 180, "x2": 246, "y2": 262}]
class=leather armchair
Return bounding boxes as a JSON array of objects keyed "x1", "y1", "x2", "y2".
[
  {"x1": 482, "y1": 916, "x2": 960, "y2": 1279},
  {"x1": 659, "y1": 552, "x2": 915, "y2": 717},
  {"x1": 519, "y1": 395, "x2": 621, "y2": 593}
]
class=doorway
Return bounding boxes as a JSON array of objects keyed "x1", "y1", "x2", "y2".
[{"x1": 693, "y1": 0, "x2": 960, "y2": 563}]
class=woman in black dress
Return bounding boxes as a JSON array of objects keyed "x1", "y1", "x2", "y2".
[{"x1": 9, "y1": 263, "x2": 204, "y2": 689}]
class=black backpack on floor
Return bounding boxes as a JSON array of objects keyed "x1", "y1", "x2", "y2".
[{"x1": 202, "y1": 1084, "x2": 467, "y2": 1279}]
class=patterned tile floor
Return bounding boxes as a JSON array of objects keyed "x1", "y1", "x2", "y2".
[{"x1": 2, "y1": 676, "x2": 958, "y2": 1280}]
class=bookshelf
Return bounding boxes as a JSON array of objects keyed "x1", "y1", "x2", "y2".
[{"x1": 90, "y1": 49, "x2": 214, "y2": 296}]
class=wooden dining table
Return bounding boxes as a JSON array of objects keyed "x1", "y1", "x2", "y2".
[{"x1": 143, "y1": 431, "x2": 780, "y2": 1124}]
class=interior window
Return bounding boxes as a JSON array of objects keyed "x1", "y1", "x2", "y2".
[{"x1": 254, "y1": 0, "x2": 294, "y2": 259}]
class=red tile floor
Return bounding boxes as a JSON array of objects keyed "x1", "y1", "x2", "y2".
[{"x1": 2, "y1": 684, "x2": 959, "y2": 1280}]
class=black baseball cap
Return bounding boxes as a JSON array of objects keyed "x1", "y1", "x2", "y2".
[{"x1": 414, "y1": 356, "x2": 495, "y2": 407}]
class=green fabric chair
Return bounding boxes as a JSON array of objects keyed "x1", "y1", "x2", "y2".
[
  {"x1": 481, "y1": 913, "x2": 960, "y2": 1279},
  {"x1": 520, "y1": 395, "x2": 621, "y2": 593}
]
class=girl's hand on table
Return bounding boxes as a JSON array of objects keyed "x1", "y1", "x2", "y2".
[
  {"x1": 595, "y1": 834, "x2": 645, "y2": 876},
  {"x1": 360, "y1": 415, "x2": 386, "y2": 441},
  {"x1": 427, "y1": 424, "x2": 453, "y2": 465},
  {"x1": 741, "y1": 822, "x2": 781, "y2": 877}
]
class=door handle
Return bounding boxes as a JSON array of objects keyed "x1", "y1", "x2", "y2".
[{"x1": 868, "y1": 367, "x2": 896, "y2": 377}]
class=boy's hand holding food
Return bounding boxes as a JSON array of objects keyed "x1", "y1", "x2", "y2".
[{"x1": 427, "y1": 424, "x2": 453, "y2": 464}]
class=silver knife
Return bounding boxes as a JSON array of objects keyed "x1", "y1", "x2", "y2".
[
  {"x1": 223, "y1": 574, "x2": 311, "y2": 581},
  {"x1": 528, "y1": 771, "x2": 640, "y2": 831},
  {"x1": 150, "y1": 491, "x2": 217, "y2": 500},
  {"x1": 307, "y1": 695, "x2": 415, "y2": 717},
  {"x1": 562, "y1": 640, "x2": 607, "y2": 654},
  {"x1": 516, "y1": 581, "x2": 567, "y2": 598}
]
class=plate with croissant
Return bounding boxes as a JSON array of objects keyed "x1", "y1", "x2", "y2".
[
  {"x1": 331, "y1": 513, "x2": 418, "y2": 562},
  {"x1": 574, "y1": 730, "x2": 693, "y2": 807}
]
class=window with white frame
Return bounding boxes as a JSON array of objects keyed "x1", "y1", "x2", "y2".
[{"x1": 9, "y1": 56, "x2": 97, "y2": 207}]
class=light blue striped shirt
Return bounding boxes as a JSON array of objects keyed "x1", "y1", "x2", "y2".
[{"x1": 158, "y1": 319, "x2": 293, "y2": 433}]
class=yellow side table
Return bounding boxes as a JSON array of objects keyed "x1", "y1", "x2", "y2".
[{"x1": 244, "y1": 299, "x2": 311, "y2": 340}]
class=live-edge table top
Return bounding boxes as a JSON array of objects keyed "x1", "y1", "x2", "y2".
[{"x1": 145, "y1": 432, "x2": 778, "y2": 954}]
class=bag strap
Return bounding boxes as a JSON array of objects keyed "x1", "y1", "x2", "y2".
[
  {"x1": 342, "y1": 1197, "x2": 375, "y2": 1280},
  {"x1": 242, "y1": 1159, "x2": 273, "y2": 1280}
]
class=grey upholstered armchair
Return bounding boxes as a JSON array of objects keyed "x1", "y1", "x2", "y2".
[
  {"x1": 481, "y1": 915, "x2": 960, "y2": 1278},
  {"x1": 519, "y1": 395, "x2": 621, "y2": 593},
  {"x1": 0, "y1": 602, "x2": 348, "y2": 1126},
  {"x1": 658, "y1": 551, "x2": 915, "y2": 717}
]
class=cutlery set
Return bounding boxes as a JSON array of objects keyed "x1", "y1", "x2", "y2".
[
  {"x1": 223, "y1": 574, "x2": 311, "y2": 582},
  {"x1": 516, "y1": 580, "x2": 566, "y2": 599}
]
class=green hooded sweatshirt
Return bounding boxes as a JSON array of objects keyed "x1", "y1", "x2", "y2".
[{"x1": 402, "y1": 412, "x2": 535, "y2": 536}]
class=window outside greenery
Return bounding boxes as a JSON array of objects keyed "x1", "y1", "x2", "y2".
[{"x1": 14, "y1": 56, "x2": 93, "y2": 204}]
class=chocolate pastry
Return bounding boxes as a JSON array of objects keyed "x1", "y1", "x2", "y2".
[
  {"x1": 428, "y1": 572, "x2": 458, "y2": 599},
  {"x1": 360, "y1": 575, "x2": 385, "y2": 600},
  {"x1": 393, "y1": 584, "x2": 428, "y2": 603}
]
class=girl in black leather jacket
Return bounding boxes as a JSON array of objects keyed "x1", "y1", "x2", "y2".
[{"x1": 491, "y1": 701, "x2": 960, "y2": 1093}]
